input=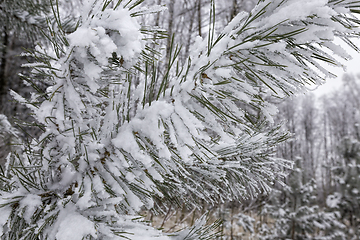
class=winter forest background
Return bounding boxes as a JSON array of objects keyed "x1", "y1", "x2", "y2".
[{"x1": 1, "y1": 0, "x2": 360, "y2": 239}]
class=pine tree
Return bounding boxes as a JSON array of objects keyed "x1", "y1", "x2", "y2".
[
  {"x1": 329, "y1": 136, "x2": 360, "y2": 239},
  {"x1": 258, "y1": 162, "x2": 346, "y2": 240},
  {"x1": 0, "y1": 0, "x2": 49, "y2": 108},
  {"x1": 1, "y1": 0, "x2": 360, "y2": 239},
  {"x1": 319, "y1": 74, "x2": 360, "y2": 239}
]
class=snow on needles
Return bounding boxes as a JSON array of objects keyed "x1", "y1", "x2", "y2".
[
  {"x1": 67, "y1": 6, "x2": 143, "y2": 93},
  {"x1": 2, "y1": 0, "x2": 360, "y2": 239},
  {"x1": 67, "y1": 8, "x2": 143, "y2": 65}
]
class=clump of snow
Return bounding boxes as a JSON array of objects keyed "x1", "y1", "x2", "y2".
[
  {"x1": 258, "y1": 0, "x2": 333, "y2": 30},
  {"x1": 83, "y1": 61, "x2": 102, "y2": 93},
  {"x1": 67, "y1": 7, "x2": 143, "y2": 66},
  {"x1": 52, "y1": 204, "x2": 96, "y2": 240},
  {"x1": 0, "y1": 206, "x2": 11, "y2": 236},
  {"x1": 326, "y1": 193, "x2": 342, "y2": 208},
  {"x1": 278, "y1": 208, "x2": 286, "y2": 217},
  {"x1": 19, "y1": 194, "x2": 42, "y2": 223}
]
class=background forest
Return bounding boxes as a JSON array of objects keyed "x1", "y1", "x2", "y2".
[{"x1": 1, "y1": 0, "x2": 360, "y2": 239}]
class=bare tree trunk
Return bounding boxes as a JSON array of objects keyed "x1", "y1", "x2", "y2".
[
  {"x1": 219, "y1": 204, "x2": 224, "y2": 240},
  {"x1": 155, "y1": 0, "x2": 162, "y2": 30},
  {"x1": 166, "y1": 0, "x2": 175, "y2": 63},
  {"x1": 0, "y1": 26, "x2": 8, "y2": 109},
  {"x1": 291, "y1": 197, "x2": 296, "y2": 240},
  {"x1": 230, "y1": 0, "x2": 238, "y2": 20},
  {"x1": 197, "y1": 0, "x2": 202, "y2": 37},
  {"x1": 230, "y1": 202, "x2": 234, "y2": 240},
  {"x1": 322, "y1": 110, "x2": 328, "y2": 205},
  {"x1": 184, "y1": 4, "x2": 196, "y2": 64}
]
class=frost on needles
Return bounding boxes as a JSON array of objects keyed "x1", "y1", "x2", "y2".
[{"x1": 1, "y1": 0, "x2": 360, "y2": 239}]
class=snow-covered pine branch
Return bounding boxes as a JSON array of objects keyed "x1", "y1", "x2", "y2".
[{"x1": 0, "y1": 0, "x2": 360, "y2": 239}]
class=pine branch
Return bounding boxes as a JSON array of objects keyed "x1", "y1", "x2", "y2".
[{"x1": 1, "y1": 0, "x2": 360, "y2": 239}]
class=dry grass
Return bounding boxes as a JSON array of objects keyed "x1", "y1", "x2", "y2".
[{"x1": 142, "y1": 206, "x2": 273, "y2": 239}]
